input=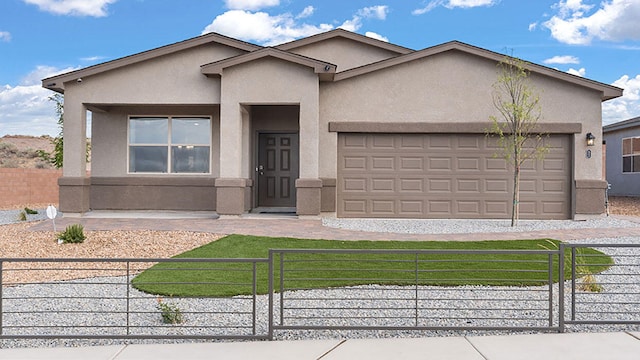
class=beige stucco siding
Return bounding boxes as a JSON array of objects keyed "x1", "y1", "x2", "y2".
[
  {"x1": 91, "y1": 106, "x2": 221, "y2": 177},
  {"x1": 219, "y1": 57, "x2": 320, "y2": 179},
  {"x1": 64, "y1": 43, "x2": 243, "y2": 105},
  {"x1": 287, "y1": 37, "x2": 403, "y2": 71},
  {"x1": 319, "y1": 50, "x2": 604, "y2": 181}
]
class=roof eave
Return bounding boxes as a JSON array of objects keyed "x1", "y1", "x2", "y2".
[
  {"x1": 201, "y1": 48, "x2": 336, "y2": 79},
  {"x1": 42, "y1": 32, "x2": 262, "y2": 93},
  {"x1": 334, "y1": 40, "x2": 623, "y2": 102}
]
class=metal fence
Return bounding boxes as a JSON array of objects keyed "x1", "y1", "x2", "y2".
[
  {"x1": 268, "y1": 249, "x2": 559, "y2": 336},
  {"x1": 0, "y1": 258, "x2": 269, "y2": 340},
  {"x1": 559, "y1": 243, "x2": 640, "y2": 331},
  {"x1": 1, "y1": 244, "x2": 639, "y2": 341}
]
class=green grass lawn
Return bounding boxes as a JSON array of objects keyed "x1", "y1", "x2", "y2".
[{"x1": 131, "y1": 235, "x2": 612, "y2": 297}]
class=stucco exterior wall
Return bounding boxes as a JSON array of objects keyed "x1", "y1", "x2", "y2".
[
  {"x1": 286, "y1": 37, "x2": 403, "y2": 71},
  {"x1": 318, "y1": 50, "x2": 604, "y2": 181},
  {"x1": 219, "y1": 57, "x2": 319, "y2": 179},
  {"x1": 604, "y1": 128, "x2": 640, "y2": 196}
]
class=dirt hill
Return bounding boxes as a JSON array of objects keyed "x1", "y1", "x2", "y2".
[{"x1": 0, "y1": 135, "x2": 56, "y2": 169}]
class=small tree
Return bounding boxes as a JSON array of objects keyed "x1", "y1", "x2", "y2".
[
  {"x1": 487, "y1": 56, "x2": 549, "y2": 226},
  {"x1": 37, "y1": 94, "x2": 64, "y2": 168}
]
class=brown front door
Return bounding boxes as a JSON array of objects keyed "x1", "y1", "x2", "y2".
[{"x1": 257, "y1": 133, "x2": 299, "y2": 207}]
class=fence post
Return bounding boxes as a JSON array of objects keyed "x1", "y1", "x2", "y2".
[
  {"x1": 558, "y1": 244, "x2": 565, "y2": 333},
  {"x1": 415, "y1": 253, "x2": 419, "y2": 327},
  {"x1": 126, "y1": 261, "x2": 130, "y2": 335},
  {"x1": 252, "y1": 262, "x2": 257, "y2": 336},
  {"x1": 268, "y1": 251, "x2": 274, "y2": 341},
  {"x1": 571, "y1": 247, "x2": 576, "y2": 321}
]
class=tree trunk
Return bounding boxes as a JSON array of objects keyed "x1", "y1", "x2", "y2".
[{"x1": 512, "y1": 164, "x2": 520, "y2": 227}]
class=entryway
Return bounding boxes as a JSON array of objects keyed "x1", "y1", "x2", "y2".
[{"x1": 255, "y1": 132, "x2": 299, "y2": 211}]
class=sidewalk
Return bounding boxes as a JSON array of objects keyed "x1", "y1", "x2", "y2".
[{"x1": 1, "y1": 332, "x2": 640, "y2": 359}]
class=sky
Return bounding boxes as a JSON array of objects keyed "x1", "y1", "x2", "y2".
[{"x1": 1, "y1": 0, "x2": 639, "y2": 137}]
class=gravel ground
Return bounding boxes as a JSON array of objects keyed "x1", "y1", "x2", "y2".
[{"x1": 1, "y1": 207, "x2": 640, "y2": 349}]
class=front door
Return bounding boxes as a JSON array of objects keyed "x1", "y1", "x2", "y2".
[{"x1": 257, "y1": 133, "x2": 299, "y2": 208}]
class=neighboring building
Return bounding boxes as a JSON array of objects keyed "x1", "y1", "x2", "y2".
[
  {"x1": 603, "y1": 117, "x2": 640, "y2": 197},
  {"x1": 42, "y1": 29, "x2": 622, "y2": 219}
]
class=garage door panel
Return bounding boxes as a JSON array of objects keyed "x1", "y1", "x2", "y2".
[{"x1": 338, "y1": 134, "x2": 570, "y2": 219}]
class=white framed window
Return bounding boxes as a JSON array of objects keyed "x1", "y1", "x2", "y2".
[
  {"x1": 622, "y1": 136, "x2": 640, "y2": 173},
  {"x1": 128, "y1": 116, "x2": 211, "y2": 174}
]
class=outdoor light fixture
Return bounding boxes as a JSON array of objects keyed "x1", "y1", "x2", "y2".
[{"x1": 586, "y1": 132, "x2": 596, "y2": 146}]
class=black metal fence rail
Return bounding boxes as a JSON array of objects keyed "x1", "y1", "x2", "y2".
[
  {"x1": 0, "y1": 258, "x2": 269, "y2": 340},
  {"x1": 268, "y1": 249, "x2": 559, "y2": 336},
  {"x1": 559, "y1": 243, "x2": 640, "y2": 330}
]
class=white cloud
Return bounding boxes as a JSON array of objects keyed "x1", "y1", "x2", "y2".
[
  {"x1": 22, "y1": 0, "x2": 118, "y2": 17},
  {"x1": 528, "y1": 22, "x2": 538, "y2": 31},
  {"x1": 567, "y1": 67, "x2": 586, "y2": 76},
  {"x1": 80, "y1": 55, "x2": 107, "y2": 62},
  {"x1": 296, "y1": 6, "x2": 314, "y2": 19},
  {"x1": 0, "y1": 65, "x2": 80, "y2": 137},
  {"x1": 0, "y1": 84, "x2": 59, "y2": 136},
  {"x1": 544, "y1": 0, "x2": 640, "y2": 45},
  {"x1": 543, "y1": 55, "x2": 580, "y2": 64},
  {"x1": 201, "y1": 10, "x2": 332, "y2": 46},
  {"x1": 365, "y1": 31, "x2": 389, "y2": 42},
  {"x1": 340, "y1": 5, "x2": 389, "y2": 32},
  {"x1": 224, "y1": 0, "x2": 279, "y2": 11},
  {"x1": 413, "y1": 0, "x2": 498, "y2": 15},
  {"x1": 0, "y1": 31, "x2": 11, "y2": 42},
  {"x1": 602, "y1": 74, "x2": 640, "y2": 125},
  {"x1": 203, "y1": 6, "x2": 388, "y2": 46}
]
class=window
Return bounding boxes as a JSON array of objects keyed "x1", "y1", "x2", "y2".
[
  {"x1": 622, "y1": 136, "x2": 640, "y2": 173},
  {"x1": 129, "y1": 117, "x2": 211, "y2": 173}
]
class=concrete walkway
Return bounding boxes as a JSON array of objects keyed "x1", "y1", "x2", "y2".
[
  {"x1": 2, "y1": 332, "x2": 640, "y2": 359},
  {"x1": 28, "y1": 212, "x2": 640, "y2": 241}
]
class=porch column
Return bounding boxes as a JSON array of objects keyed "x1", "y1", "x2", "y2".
[
  {"x1": 215, "y1": 102, "x2": 247, "y2": 215},
  {"x1": 296, "y1": 100, "x2": 322, "y2": 215},
  {"x1": 59, "y1": 100, "x2": 89, "y2": 213}
]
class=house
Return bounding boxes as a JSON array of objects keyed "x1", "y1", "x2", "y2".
[
  {"x1": 42, "y1": 29, "x2": 622, "y2": 219},
  {"x1": 603, "y1": 116, "x2": 640, "y2": 197}
]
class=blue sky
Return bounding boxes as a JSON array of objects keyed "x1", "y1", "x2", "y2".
[{"x1": 1, "y1": 0, "x2": 639, "y2": 136}]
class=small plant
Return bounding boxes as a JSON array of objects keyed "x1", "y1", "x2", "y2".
[
  {"x1": 24, "y1": 207, "x2": 38, "y2": 215},
  {"x1": 58, "y1": 224, "x2": 86, "y2": 244},
  {"x1": 539, "y1": 239, "x2": 603, "y2": 292},
  {"x1": 157, "y1": 297, "x2": 184, "y2": 324},
  {"x1": 17, "y1": 211, "x2": 27, "y2": 221},
  {"x1": 578, "y1": 273, "x2": 603, "y2": 293}
]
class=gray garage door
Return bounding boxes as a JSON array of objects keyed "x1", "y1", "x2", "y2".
[{"x1": 337, "y1": 133, "x2": 571, "y2": 219}]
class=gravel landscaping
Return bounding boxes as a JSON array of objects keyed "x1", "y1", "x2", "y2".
[{"x1": 1, "y1": 205, "x2": 640, "y2": 349}]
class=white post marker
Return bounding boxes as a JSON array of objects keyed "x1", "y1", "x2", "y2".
[{"x1": 46, "y1": 205, "x2": 57, "y2": 233}]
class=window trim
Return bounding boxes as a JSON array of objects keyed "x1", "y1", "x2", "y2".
[
  {"x1": 127, "y1": 115, "x2": 212, "y2": 175},
  {"x1": 622, "y1": 136, "x2": 640, "y2": 174}
]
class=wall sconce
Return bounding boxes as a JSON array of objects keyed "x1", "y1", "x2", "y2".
[{"x1": 586, "y1": 132, "x2": 596, "y2": 146}]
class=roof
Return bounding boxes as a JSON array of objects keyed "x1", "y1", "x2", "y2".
[
  {"x1": 200, "y1": 47, "x2": 337, "y2": 81},
  {"x1": 334, "y1": 40, "x2": 623, "y2": 101},
  {"x1": 276, "y1": 28, "x2": 413, "y2": 55},
  {"x1": 603, "y1": 116, "x2": 640, "y2": 133},
  {"x1": 42, "y1": 32, "x2": 261, "y2": 93},
  {"x1": 41, "y1": 29, "x2": 623, "y2": 102}
]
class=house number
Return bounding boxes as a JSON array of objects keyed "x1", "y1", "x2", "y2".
[{"x1": 586, "y1": 149, "x2": 592, "y2": 159}]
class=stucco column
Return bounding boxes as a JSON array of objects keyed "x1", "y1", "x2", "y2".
[
  {"x1": 215, "y1": 101, "x2": 247, "y2": 215},
  {"x1": 59, "y1": 100, "x2": 89, "y2": 213},
  {"x1": 296, "y1": 98, "x2": 322, "y2": 215}
]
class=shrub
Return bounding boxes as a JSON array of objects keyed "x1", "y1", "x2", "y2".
[
  {"x1": 17, "y1": 211, "x2": 27, "y2": 221},
  {"x1": 58, "y1": 224, "x2": 86, "y2": 244},
  {"x1": 157, "y1": 298, "x2": 184, "y2": 324},
  {"x1": 24, "y1": 207, "x2": 38, "y2": 215}
]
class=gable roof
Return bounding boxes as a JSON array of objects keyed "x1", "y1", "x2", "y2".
[
  {"x1": 276, "y1": 28, "x2": 413, "y2": 55},
  {"x1": 42, "y1": 32, "x2": 262, "y2": 93},
  {"x1": 201, "y1": 47, "x2": 337, "y2": 81},
  {"x1": 603, "y1": 116, "x2": 640, "y2": 133},
  {"x1": 334, "y1": 40, "x2": 623, "y2": 101}
]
